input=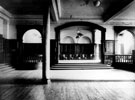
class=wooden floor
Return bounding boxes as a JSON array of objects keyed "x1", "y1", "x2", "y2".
[
  {"x1": 0, "y1": 81, "x2": 135, "y2": 100},
  {"x1": 0, "y1": 63, "x2": 135, "y2": 100}
]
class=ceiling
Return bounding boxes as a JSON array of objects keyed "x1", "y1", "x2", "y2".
[
  {"x1": 51, "y1": 0, "x2": 135, "y2": 22},
  {"x1": 0, "y1": 0, "x2": 134, "y2": 22},
  {"x1": 0, "y1": 0, "x2": 47, "y2": 15}
]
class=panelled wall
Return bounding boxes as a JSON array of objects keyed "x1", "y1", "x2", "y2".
[
  {"x1": 0, "y1": 7, "x2": 43, "y2": 69},
  {"x1": 0, "y1": 9, "x2": 17, "y2": 66}
]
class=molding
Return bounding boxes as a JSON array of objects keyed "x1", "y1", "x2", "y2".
[
  {"x1": 14, "y1": 15, "x2": 43, "y2": 19},
  {"x1": 51, "y1": 0, "x2": 59, "y2": 21},
  {"x1": 0, "y1": 6, "x2": 13, "y2": 19},
  {"x1": 51, "y1": 18, "x2": 103, "y2": 25},
  {"x1": 13, "y1": 15, "x2": 43, "y2": 25},
  {"x1": 104, "y1": 19, "x2": 135, "y2": 26},
  {"x1": 57, "y1": 0, "x2": 62, "y2": 17},
  {"x1": 51, "y1": 18, "x2": 135, "y2": 26}
]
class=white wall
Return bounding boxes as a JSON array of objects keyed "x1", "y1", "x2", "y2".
[
  {"x1": 103, "y1": 25, "x2": 114, "y2": 40},
  {"x1": 50, "y1": 23, "x2": 115, "y2": 41},
  {"x1": 50, "y1": 23, "x2": 56, "y2": 39},
  {"x1": 60, "y1": 29, "x2": 92, "y2": 43},
  {"x1": 8, "y1": 19, "x2": 17, "y2": 39},
  {"x1": 0, "y1": 6, "x2": 17, "y2": 39},
  {"x1": 0, "y1": 18, "x2": 3, "y2": 35}
]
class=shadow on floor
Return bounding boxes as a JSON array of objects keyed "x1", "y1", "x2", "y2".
[
  {"x1": 0, "y1": 78, "x2": 47, "y2": 84},
  {"x1": 112, "y1": 63, "x2": 135, "y2": 72}
]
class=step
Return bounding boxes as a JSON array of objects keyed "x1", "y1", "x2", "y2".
[
  {"x1": 51, "y1": 63, "x2": 113, "y2": 70},
  {"x1": 0, "y1": 63, "x2": 15, "y2": 72},
  {"x1": 53, "y1": 63, "x2": 111, "y2": 67}
]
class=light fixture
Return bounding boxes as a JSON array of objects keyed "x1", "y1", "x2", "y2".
[
  {"x1": 93, "y1": 0, "x2": 101, "y2": 7},
  {"x1": 76, "y1": 29, "x2": 83, "y2": 39}
]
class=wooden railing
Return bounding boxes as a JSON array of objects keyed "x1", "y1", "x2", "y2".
[
  {"x1": 115, "y1": 55, "x2": 133, "y2": 64},
  {"x1": 104, "y1": 55, "x2": 133, "y2": 64},
  {"x1": 59, "y1": 54, "x2": 94, "y2": 60},
  {"x1": 59, "y1": 44, "x2": 94, "y2": 60},
  {"x1": 22, "y1": 54, "x2": 42, "y2": 64}
]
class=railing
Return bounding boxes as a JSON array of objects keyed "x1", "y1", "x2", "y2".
[
  {"x1": 59, "y1": 44, "x2": 94, "y2": 60},
  {"x1": 104, "y1": 55, "x2": 133, "y2": 64},
  {"x1": 60, "y1": 53, "x2": 94, "y2": 60},
  {"x1": 22, "y1": 54, "x2": 42, "y2": 64},
  {"x1": 115, "y1": 55, "x2": 133, "y2": 64}
]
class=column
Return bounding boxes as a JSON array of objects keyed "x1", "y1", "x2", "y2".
[
  {"x1": 94, "y1": 44, "x2": 100, "y2": 60},
  {"x1": 94, "y1": 29, "x2": 101, "y2": 62},
  {"x1": 42, "y1": 1, "x2": 49, "y2": 83}
]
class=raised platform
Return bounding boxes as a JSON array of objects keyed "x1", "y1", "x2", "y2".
[
  {"x1": 51, "y1": 63, "x2": 113, "y2": 70},
  {"x1": 59, "y1": 60, "x2": 101, "y2": 63}
]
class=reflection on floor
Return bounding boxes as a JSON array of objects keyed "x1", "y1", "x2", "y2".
[
  {"x1": 0, "y1": 81, "x2": 135, "y2": 100},
  {"x1": 0, "y1": 63, "x2": 135, "y2": 100},
  {"x1": 50, "y1": 69, "x2": 135, "y2": 81}
]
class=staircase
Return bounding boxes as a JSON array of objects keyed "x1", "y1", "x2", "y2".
[
  {"x1": 51, "y1": 63, "x2": 113, "y2": 70},
  {"x1": 0, "y1": 63, "x2": 15, "y2": 73}
]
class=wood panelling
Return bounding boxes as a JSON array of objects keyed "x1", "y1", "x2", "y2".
[
  {"x1": 0, "y1": 35, "x2": 4, "y2": 63},
  {"x1": 0, "y1": 37, "x2": 17, "y2": 67}
]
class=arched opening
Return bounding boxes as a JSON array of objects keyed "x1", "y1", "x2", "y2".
[
  {"x1": 20, "y1": 29, "x2": 42, "y2": 70},
  {"x1": 53, "y1": 21, "x2": 106, "y2": 64},
  {"x1": 116, "y1": 30, "x2": 134, "y2": 55},
  {"x1": 23, "y1": 29, "x2": 42, "y2": 43}
]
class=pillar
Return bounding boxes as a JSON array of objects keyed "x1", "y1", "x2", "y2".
[
  {"x1": 94, "y1": 29, "x2": 101, "y2": 62},
  {"x1": 42, "y1": 1, "x2": 49, "y2": 83}
]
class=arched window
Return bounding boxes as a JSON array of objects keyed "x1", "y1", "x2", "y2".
[{"x1": 23, "y1": 29, "x2": 42, "y2": 43}]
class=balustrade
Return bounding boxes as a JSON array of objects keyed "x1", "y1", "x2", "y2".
[
  {"x1": 23, "y1": 54, "x2": 42, "y2": 64},
  {"x1": 105, "y1": 55, "x2": 133, "y2": 64},
  {"x1": 59, "y1": 44, "x2": 94, "y2": 60}
]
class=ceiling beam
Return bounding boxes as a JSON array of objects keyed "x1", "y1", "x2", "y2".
[
  {"x1": 50, "y1": 0, "x2": 59, "y2": 21},
  {"x1": 102, "y1": 0, "x2": 134, "y2": 22}
]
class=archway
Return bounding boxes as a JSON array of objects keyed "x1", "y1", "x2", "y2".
[
  {"x1": 20, "y1": 29, "x2": 42, "y2": 69},
  {"x1": 54, "y1": 21, "x2": 106, "y2": 64},
  {"x1": 116, "y1": 30, "x2": 134, "y2": 55}
]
